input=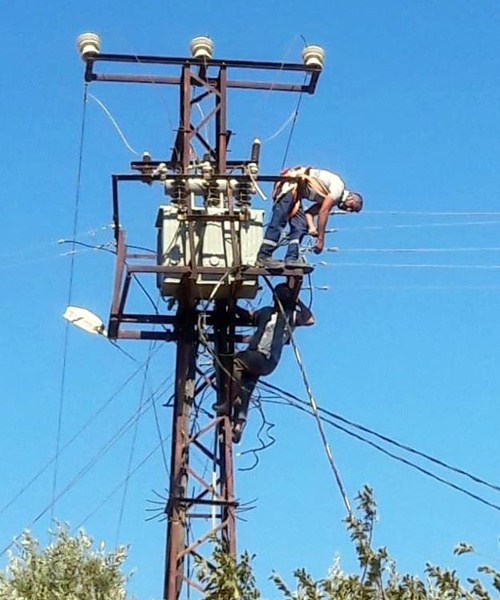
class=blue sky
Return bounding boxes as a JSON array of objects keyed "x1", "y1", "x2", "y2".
[{"x1": 2, "y1": 0, "x2": 500, "y2": 598}]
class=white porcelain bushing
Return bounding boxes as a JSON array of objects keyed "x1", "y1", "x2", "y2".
[
  {"x1": 77, "y1": 33, "x2": 101, "y2": 60},
  {"x1": 302, "y1": 45, "x2": 325, "y2": 69},
  {"x1": 190, "y1": 36, "x2": 214, "y2": 60}
]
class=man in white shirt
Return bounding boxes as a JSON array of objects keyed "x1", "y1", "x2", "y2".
[{"x1": 256, "y1": 167, "x2": 363, "y2": 268}]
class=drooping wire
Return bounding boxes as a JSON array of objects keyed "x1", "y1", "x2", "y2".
[
  {"x1": 51, "y1": 83, "x2": 89, "y2": 523},
  {"x1": 265, "y1": 392, "x2": 500, "y2": 514},
  {"x1": 149, "y1": 369, "x2": 171, "y2": 477},
  {"x1": 259, "y1": 380, "x2": 500, "y2": 496},
  {"x1": 281, "y1": 73, "x2": 307, "y2": 169},
  {"x1": 88, "y1": 93, "x2": 140, "y2": 156},
  {"x1": 262, "y1": 276, "x2": 353, "y2": 516},
  {"x1": 236, "y1": 389, "x2": 277, "y2": 472}
]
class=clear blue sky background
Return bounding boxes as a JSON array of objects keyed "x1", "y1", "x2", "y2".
[{"x1": 2, "y1": 1, "x2": 500, "y2": 598}]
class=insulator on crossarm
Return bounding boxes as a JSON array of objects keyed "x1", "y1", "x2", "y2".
[
  {"x1": 77, "y1": 32, "x2": 101, "y2": 60},
  {"x1": 302, "y1": 45, "x2": 325, "y2": 69},
  {"x1": 190, "y1": 36, "x2": 214, "y2": 60},
  {"x1": 251, "y1": 138, "x2": 261, "y2": 163}
]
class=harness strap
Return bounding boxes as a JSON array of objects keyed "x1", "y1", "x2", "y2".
[{"x1": 273, "y1": 167, "x2": 331, "y2": 218}]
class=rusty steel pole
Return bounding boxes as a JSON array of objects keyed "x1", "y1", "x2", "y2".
[
  {"x1": 82, "y1": 45, "x2": 322, "y2": 600},
  {"x1": 163, "y1": 62, "x2": 238, "y2": 600}
]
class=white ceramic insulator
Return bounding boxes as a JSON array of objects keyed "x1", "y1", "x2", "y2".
[
  {"x1": 190, "y1": 36, "x2": 214, "y2": 60},
  {"x1": 302, "y1": 45, "x2": 325, "y2": 69},
  {"x1": 77, "y1": 32, "x2": 101, "y2": 60}
]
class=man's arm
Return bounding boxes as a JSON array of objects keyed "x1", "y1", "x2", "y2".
[
  {"x1": 314, "y1": 193, "x2": 336, "y2": 254},
  {"x1": 294, "y1": 298, "x2": 315, "y2": 327},
  {"x1": 304, "y1": 204, "x2": 319, "y2": 236}
]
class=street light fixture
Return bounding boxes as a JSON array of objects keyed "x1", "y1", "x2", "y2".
[{"x1": 63, "y1": 306, "x2": 107, "y2": 336}]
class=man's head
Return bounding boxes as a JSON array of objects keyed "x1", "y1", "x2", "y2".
[
  {"x1": 339, "y1": 191, "x2": 363, "y2": 213},
  {"x1": 273, "y1": 283, "x2": 295, "y2": 310}
]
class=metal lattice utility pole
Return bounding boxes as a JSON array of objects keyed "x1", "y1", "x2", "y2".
[{"x1": 76, "y1": 32, "x2": 323, "y2": 600}]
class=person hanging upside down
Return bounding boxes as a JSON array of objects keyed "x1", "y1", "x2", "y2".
[
  {"x1": 256, "y1": 167, "x2": 363, "y2": 269},
  {"x1": 229, "y1": 282, "x2": 314, "y2": 443}
]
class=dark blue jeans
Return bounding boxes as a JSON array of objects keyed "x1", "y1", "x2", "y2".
[{"x1": 258, "y1": 192, "x2": 308, "y2": 261}]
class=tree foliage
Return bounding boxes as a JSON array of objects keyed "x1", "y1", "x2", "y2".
[
  {"x1": 195, "y1": 486, "x2": 500, "y2": 600},
  {"x1": 269, "y1": 486, "x2": 500, "y2": 600},
  {"x1": 195, "y1": 540, "x2": 260, "y2": 600},
  {"x1": 0, "y1": 524, "x2": 130, "y2": 600}
]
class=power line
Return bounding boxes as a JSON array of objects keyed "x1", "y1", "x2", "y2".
[
  {"x1": 52, "y1": 83, "x2": 89, "y2": 523},
  {"x1": 0, "y1": 375, "x2": 174, "y2": 559},
  {"x1": 327, "y1": 246, "x2": 500, "y2": 254},
  {"x1": 315, "y1": 261, "x2": 500, "y2": 270},
  {"x1": 307, "y1": 285, "x2": 500, "y2": 291},
  {"x1": 115, "y1": 345, "x2": 172, "y2": 544},
  {"x1": 281, "y1": 72, "x2": 307, "y2": 169},
  {"x1": 294, "y1": 401, "x2": 500, "y2": 513},
  {"x1": 262, "y1": 276, "x2": 353, "y2": 516},
  {"x1": 336, "y1": 220, "x2": 500, "y2": 232},
  {"x1": 355, "y1": 211, "x2": 500, "y2": 217},
  {"x1": 259, "y1": 383, "x2": 500, "y2": 514},
  {"x1": 259, "y1": 381, "x2": 500, "y2": 496},
  {"x1": 0, "y1": 347, "x2": 162, "y2": 519},
  {"x1": 77, "y1": 433, "x2": 170, "y2": 531}
]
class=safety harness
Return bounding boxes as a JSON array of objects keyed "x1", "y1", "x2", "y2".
[{"x1": 272, "y1": 166, "x2": 331, "y2": 217}]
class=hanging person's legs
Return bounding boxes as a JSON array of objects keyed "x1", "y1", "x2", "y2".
[
  {"x1": 231, "y1": 350, "x2": 277, "y2": 443},
  {"x1": 284, "y1": 203, "x2": 308, "y2": 268},
  {"x1": 256, "y1": 192, "x2": 295, "y2": 268}
]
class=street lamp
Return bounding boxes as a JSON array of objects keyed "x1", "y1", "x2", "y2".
[{"x1": 63, "y1": 306, "x2": 107, "y2": 336}]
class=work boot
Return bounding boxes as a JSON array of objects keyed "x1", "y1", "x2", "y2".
[
  {"x1": 232, "y1": 420, "x2": 246, "y2": 444},
  {"x1": 285, "y1": 257, "x2": 309, "y2": 269},
  {"x1": 255, "y1": 256, "x2": 284, "y2": 269}
]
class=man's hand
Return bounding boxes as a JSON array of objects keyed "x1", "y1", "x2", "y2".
[{"x1": 313, "y1": 238, "x2": 324, "y2": 254}]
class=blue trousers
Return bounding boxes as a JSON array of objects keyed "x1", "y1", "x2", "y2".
[{"x1": 258, "y1": 192, "x2": 307, "y2": 261}]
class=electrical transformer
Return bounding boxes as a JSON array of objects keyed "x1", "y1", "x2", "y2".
[{"x1": 156, "y1": 204, "x2": 264, "y2": 299}]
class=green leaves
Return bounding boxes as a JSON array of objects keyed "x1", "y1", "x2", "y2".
[
  {"x1": 454, "y1": 543, "x2": 475, "y2": 556},
  {"x1": 266, "y1": 488, "x2": 500, "y2": 600},
  {"x1": 194, "y1": 539, "x2": 260, "y2": 600},
  {"x1": 0, "y1": 524, "x2": 130, "y2": 600}
]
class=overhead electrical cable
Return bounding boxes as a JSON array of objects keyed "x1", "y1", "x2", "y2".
[
  {"x1": 51, "y1": 83, "x2": 89, "y2": 523},
  {"x1": 0, "y1": 347, "x2": 162, "y2": 520},
  {"x1": 265, "y1": 393, "x2": 500, "y2": 514},
  {"x1": 327, "y1": 246, "x2": 500, "y2": 254},
  {"x1": 258, "y1": 380, "x2": 500, "y2": 495},
  {"x1": 280, "y1": 74, "x2": 307, "y2": 169},
  {"x1": 0, "y1": 375, "x2": 174, "y2": 559},
  {"x1": 88, "y1": 93, "x2": 139, "y2": 156},
  {"x1": 356, "y1": 211, "x2": 500, "y2": 217},
  {"x1": 262, "y1": 276, "x2": 353, "y2": 516},
  {"x1": 336, "y1": 219, "x2": 500, "y2": 232},
  {"x1": 77, "y1": 433, "x2": 171, "y2": 530},
  {"x1": 314, "y1": 262, "x2": 500, "y2": 271},
  {"x1": 115, "y1": 342, "x2": 172, "y2": 543}
]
